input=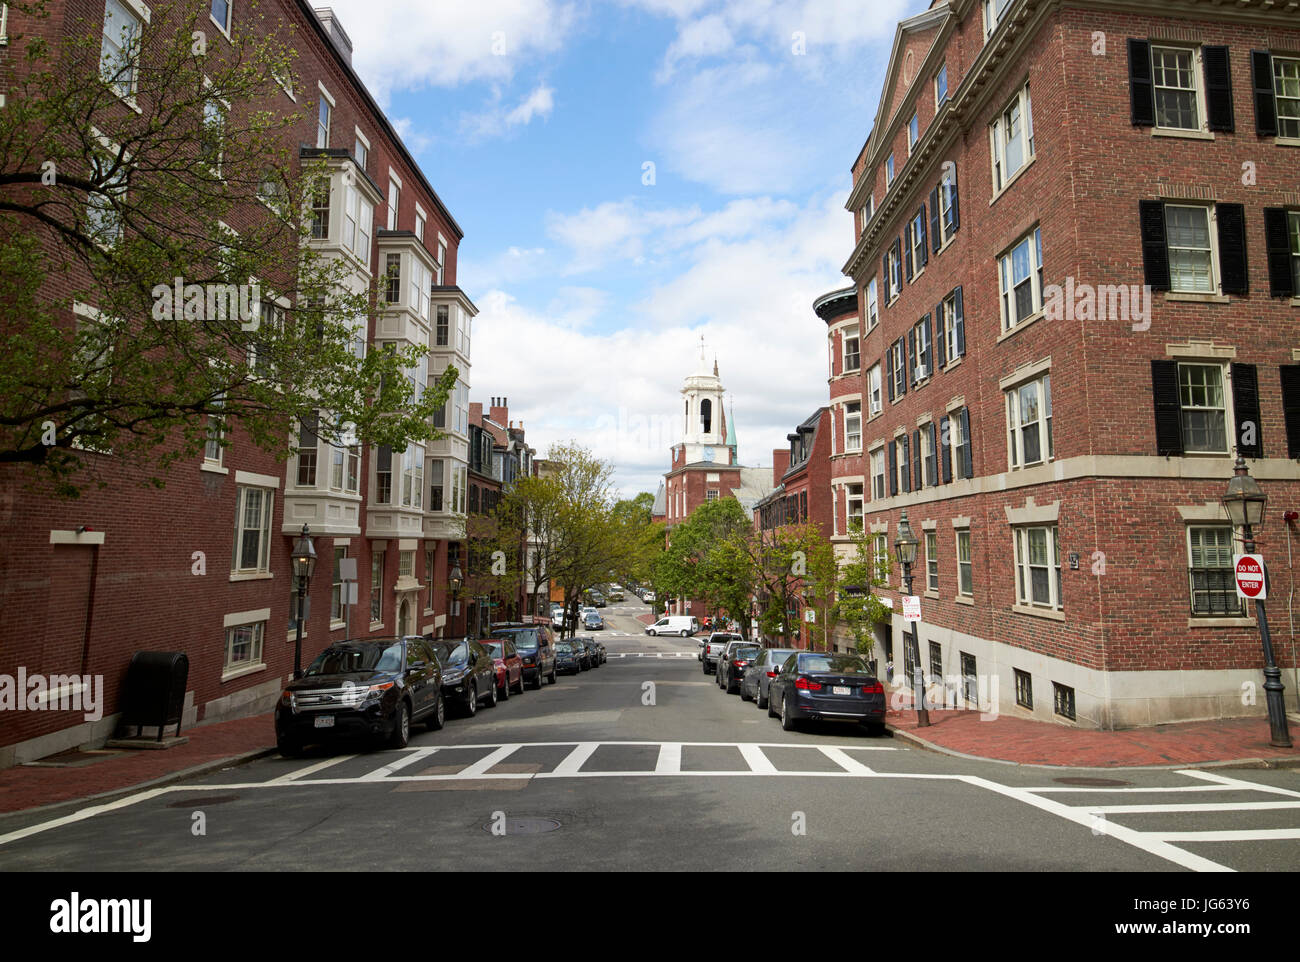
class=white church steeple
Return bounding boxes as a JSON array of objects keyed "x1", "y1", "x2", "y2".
[{"x1": 680, "y1": 339, "x2": 728, "y2": 465}]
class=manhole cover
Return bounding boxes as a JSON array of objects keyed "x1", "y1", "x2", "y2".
[
  {"x1": 1052, "y1": 777, "x2": 1131, "y2": 787},
  {"x1": 166, "y1": 794, "x2": 240, "y2": 808},
  {"x1": 481, "y1": 817, "x2": 562, "y2": 836}
]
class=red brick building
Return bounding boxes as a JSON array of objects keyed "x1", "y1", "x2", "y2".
[
  {"x1": 839, "y1": 0, "x2": 1300, "y2": 728},
  {"x1": 0, "y1": 2, "x2": 475, "y2": 765}
]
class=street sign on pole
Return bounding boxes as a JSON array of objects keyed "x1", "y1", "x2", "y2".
[
  {"x1": 1234, "y1": 554, "x2": 1267, "y2": 600},
  {"x1": 804, "y1": 609, "x2": 816, "y2": 623},
  {"x1": 902, "y1": 595, "x2": 922, "y2": 623}
]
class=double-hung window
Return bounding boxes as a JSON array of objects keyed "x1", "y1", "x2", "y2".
[
  {"x1": 867, "y1": 363, "x2": 882, "y2": 417},
  {"x1": 874, "y1": 533, "x2": 891, "y2": 585},
  {"x1": 401, "y1": 445, "x2": 424, "y2": 508},
  {"x1": 370, "y1": 550, "x2": 384, "y2": 623},
  {"x1": 998, "y1": 226, "x2": 1043, "y2": 330},
  {"x1": 310, "y1": 181, "x2": 330, "y2": 240},
  {"x1": 317, "y1": 86, "x2": 333, "y2": 148},
  {"x1": 1151, "y1": 45, "x2": 1202, "y2": 131},
  {"x1": 1187, "y1": 526, "x2": 1244, "y2": 616},
  {"x1": 885, "y1": 153, "x2": 895, "y2": 189},
  {"x1": 387, "y1": 176, "x2": 401, "y2": 232},
  {"x1": 887, "y1": 247, "x2": 902, "y2": 301},
  {"x1": 865, "y1": 277, "x2": 879, "y2": 331},
  {"x1": 224, "y1": 621, "x2": 264, "y2": 673},
  {"x1": 210, "y1": 0, "x2": 230, "y2": 35},
  {"x1": 384, "y1": 253, "x2": 401, "y2": 304},
  {"x1": 956, "y1": 530, "x2": 973, "y2": 596},
  {"x1": 1014, "y1": 524, "x2": 1062, "y2": 611},
  {"x1": 939, "y1": 290, "x2": 962, "y2": 364},
  {"x1": 847, "y1": 484, "x2": 864, "y2": 530},
  {"x1": 1165, "y1": 204, "x2": 1215, "y2": 293},
  {"x1": 891, "y1": 338, "x2": 906, "y2": 398},
  {"x1": 409, "y1": 257, "x2": 431, "y2": 322},
  {"x1": 436, "y1": 304, "x2": 450, "y2": 347},
  {"x1": 204, "y1": 393, "x2": 225, "y2": 465},
  {"x1": 907, "y1": 112, "x2": 919, "y2": 154},
  {"x1": 910, "y1": 210, "x2": 927, "y2": 275},
  {"x1": 295, "y1": 412, "x2": 319, "y2": 487},
  {"x1": 342, "y1": 185, "x2": 373, "y2": 263},
  {"x1": 982, "y1": 0, "x2": 1011, "y2": 39},
  {"x1": 912, "y1": 317, "x2": 932, "y2": 381},
  {"x1": 926, "y1": 531, "x2": 939, "y2": 591},
  {"x1": 990, "y1": 82, "x2": 1034, "y2": 192},
  {"x1": 843, "y1": 329, "x2": 860, "y2": 373},
  {"x1": 101, "y1": 0, "x2": 144, "y2": 100},
  {"x1": 871, "y1": 448, "x2": 886, "y2": 500},
  {"x1": 1178, "y1": 363, "x2": 1229, "y2": 453},
  {"x1": 430, "y1": 460, "x2": 445, "y2": 511},
  {"x1": 435, "y1": 242, "x2": 446, "y2": 285},
  {"x1": 861, "y1": 194, "x2": 875, "y2": 231},
  {"x1": 1275, "y1": 56, "x2": 1300, "y2": 139},
  {"x1": 1006, "y1": 374, "x2": 1052, "y2": 468},
  {"x1": 935, "y1": 64, "x2": 948, "y2": 106},
  {"x1": 353, "y1": 129, "x2": 369, "y2": 172},
  {"x1": 331, "y1": 547, "x2": 347, "y2": 623},
  {"x1": 232, "y1": 485, "x2": 273, "y2": 574},
  {"x1": 845, "y1": 401, "x2": 862, "y2": 452}
]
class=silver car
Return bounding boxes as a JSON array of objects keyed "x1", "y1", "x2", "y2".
[{"x1": 741, "y1": 648, "x2": 799, "y2": 709}]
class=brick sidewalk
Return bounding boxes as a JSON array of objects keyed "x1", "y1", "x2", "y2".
[
  {"x1": 884, "y1": 688, "x2": 1300, "y2": 767},
  {"x1": 0, "y1": 712, "x2": 276, "y2": 815}
]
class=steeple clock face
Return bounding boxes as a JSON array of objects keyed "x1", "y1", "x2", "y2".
[{"x1": 703, "y1": 446, "x2": 715, "y2": 463}]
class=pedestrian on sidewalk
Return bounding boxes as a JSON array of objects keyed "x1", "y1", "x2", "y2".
[{"x1": 886, "y1": 659, "x2": 894, "y2": 684}]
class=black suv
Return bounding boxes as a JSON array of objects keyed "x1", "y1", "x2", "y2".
[
  {"x1": 430, "y1": 638, "x2": 499, "y2": 717},
  {"x1": 490, "y1": 623, "x2": 557, "y2": 688},
  {"x1": 275, "y1": 637, "x2": 444, "y2": 756}
]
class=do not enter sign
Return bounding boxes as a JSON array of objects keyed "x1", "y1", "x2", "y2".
[{"x1": 1234, "y1": 554, "x2": 1267, "y2": 600}]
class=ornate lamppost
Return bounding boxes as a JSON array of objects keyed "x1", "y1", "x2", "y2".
[
  {"x1": 291, "y1": 525, "x2": 317, "y2": 680},
  {"x1": 893, "y1": 509, "x2": 928, "y2": 727}
]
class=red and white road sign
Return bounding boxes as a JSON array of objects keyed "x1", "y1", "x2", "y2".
[
  {"x1": 1234, "y1": 554, "x2": 1267, "y2": 600},
  {"x1": 902, "y1": 595, "x2": 921, "y2": 623}
]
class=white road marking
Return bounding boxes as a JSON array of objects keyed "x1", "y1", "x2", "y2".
[
  {"x1": 655, "y1": 743, "x2": 682, "y2": 774},
  {"x1": 457, "y1": 744, "x2": 522, "y2": 778},
  {"x1": 738, "y1": 744, "x2": 777, "y2": 774},
  {"x1": 1086, "y1": 800, "x2": 1300, "y2": 815},
  {"x1": 268, "y1": 753, "x2": 358, "y2": 783},
  {"x1": 0, "y1": 788, "x2": 170, "y2": 847},
  {"x1": 360, "y1": 747, "x2": 439, "y2": 780},
  {"x1": 1155, "y1": 829, "x2": 1300, "y2": 842},
  {"x1": 818, "y1": 746, "x2": 875, "y2": 775},
  {"x1": 1027, "y1": 784, "x2": 1246, "y2": 794},
  {"x1": 1176, "y1": 768, "x2": 1300, "y2": 798},
  {"x1": 552, "y1": 742, "x2": 600, "y2": 775}
]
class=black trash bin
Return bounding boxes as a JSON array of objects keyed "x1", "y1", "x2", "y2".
[{"x1": 119, "y1": 652, "x2": 189, "y2": 741}]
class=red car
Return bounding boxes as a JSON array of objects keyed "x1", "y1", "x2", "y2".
[{"x1": 483, "y1": 638, "x2": 526, "y2": 699}]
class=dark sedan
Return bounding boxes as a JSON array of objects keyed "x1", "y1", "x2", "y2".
[
  {"x1": 740, "y1": 647, "x2": 798, "y2": 708},
  {"x1": 431, "y1": 638, "x2": 499, "y2": 717},
  {"x1": 554, "y1": 641, "x2": 582, "y2": 674},
  {"x1": 274, "y1": 637, "x2": 444, "y2": 756},
  {"x1": 768, "y1": 652, "x2": 886, "y2": 733},
  {"x1": 720, "y1": 644, "x2": 761, "y2": 694}
]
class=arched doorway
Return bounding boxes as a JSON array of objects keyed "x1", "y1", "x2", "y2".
[{"x1": 398, "y1": 598, "x2": 411, "y2": 637}]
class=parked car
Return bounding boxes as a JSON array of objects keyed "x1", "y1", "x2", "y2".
[
  {"x1": 717, "y1": 641, "x2": 761, "y2": 693},
  {"x1": 646, "y1": 615, "x2": 697, "y2": 637},
  {"x1": 740, "y1": 648, "x2": 799, "y2": 708},
  {"x1": 583, "y1": 610, "x2": 605, "y2": 631},
  {"x1": 275, "y1": 637, "x2": 444, "y2": 756},
  {"x1": 489, "y1": 623, "x2": 557, "y2": 689},
  {"x1": 554, "y1": 641, "x2": 582, "y2": 674},
  {"x1": 482, "y1": 638, "x2": 526, "y2": 699},
  {"x1": 608, "y1": 588, "x2": 624, "y2": 602},
  {"x1": 701, "y1": 632, "x2": 744, "y2": 674},
  {"x1": 590, "y1": 592, "x2": 607, "y2": 607},
  {"x1": 583, "y1": 636, "x2": 606, "y2": 664},
  {"x1": 431, "y1": 638, "x2": 500, "y2": 717},
  {"x1": 768, "y1": 652, "x2": 887, "y2": 733},
  {"x1": 643, "y1": 590, "x2": 656, "y2": 602}
]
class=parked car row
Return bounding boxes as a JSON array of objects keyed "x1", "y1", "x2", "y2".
[
  {"x1": 708, "y1": 640, "x2": 889, "y2": 735},
  {"x1": 273, "y1": 622, "x2": 607, "y2": 756}
]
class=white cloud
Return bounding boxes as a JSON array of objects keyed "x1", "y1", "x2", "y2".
[
  {"x1": 457, "y1": 245, "x2": 551, "y2": 293},
  {"x1": 657, "y1": 14, "x2": 734, "y2": 81},
  {"x1": 461, "y1": 84, "x2": 557, "y2": 140},
  {"x1": 319, "y1": 0, "x2": 576, "y2": 102}
]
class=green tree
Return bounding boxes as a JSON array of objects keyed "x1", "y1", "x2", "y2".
[
  {"x1": 0, "y1": 0, "x2": 452, "y2": 495},
  {"x1": 832, "y1": 522, "x2": 893, "y2": 664},
  {"x1": 653, "y1": 497, "x2": 755, "y2": 636}
]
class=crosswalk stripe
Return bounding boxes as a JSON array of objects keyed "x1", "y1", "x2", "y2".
[
  {"x1": 818, "y1": 746, "x2": 874, "y2": 775},
  {"x1": 361, "y1": 747, "x2": 439, "y2": 780},
  {"x1": 738, "y1": 744, "x2": 777, "y2": 774},
  {"x1": 656, "y1": 743, "x2": 682, "y2": 774},
  {"x1": 1086, "y1": 800, "x2": 1300, "y2": 815},
  {"x1": 269, "y1": 754, "x2": 358, "y2": 783},
  {"x1": 1176, "y1": 768, "x2": 1300, "y2": 798},
  {"x1": 458, "y1": 744, "x2": 522, "y2": 778},
  {"x1": 553, "y1": 742, "x2": 600, "y2": 775}
]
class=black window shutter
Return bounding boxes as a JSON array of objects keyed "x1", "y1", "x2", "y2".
[
  {"x1": 898, "y1": 339, "x2": 907, "y2": 397},
  {"x1": 1252, "y1": 51, "x2": 1277, "y2": 137},
  {"x1": 917, "y1": 207, "x2": 929, "y2": 267},
  {"x1": 888, "y1": 442, "x2": 898, "y2": 496},
  {"x1": 935, "y1": 300, "x2": 946, "y2": 370},
  {"x1": 901, "y1": 435, "x2": 912, "y2": 492},
  {"x1": 926, "y1": 422, "x2": 937, "y2": 486},
  {"x1": 1216, "y1": 203, "x2": 1249, "y2": 295},
  {"x1": 929, "y1": 187, "x2": 941, "y2": 252},
  {"x1": 954, "y1": 286, "x2": 966, "y2": 356},
  {"x1": 1151, "y1": 359, "x2": 1183, "y2": 456},
  {"x1": 949, "y1": 168, "x2": 960, "y2": 232},
  {"x1": 886, "y1": 350, "x2": 895, "y2": 402},
  {"x1": 1231, "y1": 363, "x2": 1262, "y2": 459},
  {"x1": 1263, "y1": 208, "x2": 1295, "y2": 298},
  {"x1": 913, "y1": 428, "x2": 923, "y2": 490},
  {"x1": 1128, "y1": 39, "x2": 1155, "y2": 126},
  {"x1": 904, "y1": 225, "x2": 914, "y2": 281},
  {"x1": 1281, "y1": 365, "x2": 1300, "y2": 458},
  {"x1": 882, "y1": 252, "x2": 890, "y2": 294},
  {"x1": 923, "y1": 312, "x2": 933, "y2": 374},
  {"x1": 1203, "y1": 46, "x2": 1234, "y2": 133},
  {"x1": 958, "y1": 408, "x2": 973, "y2": 479},
  {"x1": 1139, "y1": 200, "x2": 1171, "y2": 291},
  {"x1": 940, "y1": 416, "x2": 953, "y2": 483},
  {"x1": 907, "y1": 327, "x2": 917, "y2": 384}
]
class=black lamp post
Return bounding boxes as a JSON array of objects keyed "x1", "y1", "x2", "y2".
[
  {"x1": 449, "y1": 563, "x2": 464, "y2": 631},
  {"x1": 894, "y1": 509, "x2": 928, "y2": 727},
  {"x1": 291, "y1": 524, "x2": 317, "y2": 680},
  {"x1": 1222, "y1": 456, "x2": 1292, "y2": 748}
]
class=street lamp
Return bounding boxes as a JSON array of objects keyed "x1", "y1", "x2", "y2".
[
  {"x1": 291, "y1": 524, "x2": 317, "y2": 680},
  {"x1": 1222, "y1": 456, "x2": 1292, "y2": 748},
  {"x1": 449, "y1": 563, "x2": 464, "y2": 623},
  {"x1": 893, "y1": 509, "x2": 928, "y2": 727}
]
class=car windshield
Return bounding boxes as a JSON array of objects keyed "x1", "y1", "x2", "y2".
[
  {"x1": 556, "y1": 643, "x2": 573, "y2": 653},
  {"x1": 799, "y1": 654, "x2": 870, "y2": 674},
  {"x1": 496, "y1": 629, "x2": 538, "y2": 651},
  {"x1": 305, "y1": 642, "x2": 403, "y2": 676},
  {"x1": 431, "y1": 641, "x2": 469, "y2": 665},
  {"x1": 735, "y1": 646, "x2": 760, "y2": 660}
]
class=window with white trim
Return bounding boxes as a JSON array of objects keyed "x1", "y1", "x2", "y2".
[
  {"x1": 1014, "y1": 524, "x2": 1062, "y2": 611},
  {"x1": 341, "y1": 183, "x2": 373, "y2": 264},
  {"x1": 317, "y1": 90, "x2": 332, "y2": 148},
  {"x1": 409, "y1": 257, "x2": 431, "y2": 322},
  {"x1": 210, "y1": 0, "x2": 230, "y2": 34},
  {"x1": 706, "y1": 489, "x2": 719, "y2": 502},
  {"x1": 871, "y1": 448, "x2": 886, "y2": 500},
  {"x1": 887, "y1": 246, "x2": 902, "y2": 302},
  {"x1": 1151, "y1": 45, "x2": 1203, "y2": 131},
  {"x1": 232, "y1": 484, "x2": 273, "y2": 573},
  {"x1": 938, "y1": 291, "x2": 959, "y2": 365},
  {"x1": 938, "y1": 165, "x2": 957, "y2": 246},
  {"x1": 1275, "y1": 56, "x2": 1300, "y2": 139},
  {"x1": 1289, "y1": 211, "x2": 1300, "y2": 292},
  {"x1": 401, "y1": 444, "x2": 424, "y2": 508},
  {"x1": 925, "y1": 531, "x2": 938, "y2": 591},
  {"x1": 435, "y1": 242, "x2": 446, "y2": 285},
  {"x1": 861, "y1": 194, "x2": 874, "y2": 231},
  {"x1": 910, "y1": 209, "x2": 927, "y2": 275},
  {"x1": 907, "y1": 112, "x2": 919, "y2": 154},
  {"x1": 425, "y1": 549, "x2": 436, "y2": 609},
  {"x1": 843, "y1": 328, "x2": 860, "y2": 373},
  {"x1": 1005, "y1": 373, "x2": 1052, "y2": 468},
  {"x1": 982, "y1": 0, "x2": 1011, "y2": 39},
  {"x1": 845, "y1": 401, "x2": 862, "y2": 453},
  {"x1": 956, "y1": 529, "x2": 972, "y2": 596},
  {"x1": 990, "y1": 82, "x2": 1034, "y2": 192},
  {"x1": 935, "y1": 63, "x2": 948, "y2": 107},
  {"x1": 885, "y1": 153, "x2": 895, "y2": 189},
  {"x1": 387, "y1": 178, "x2": 401, "y2": 231},
  {"x1": 865, "y1": 277, "x2": 879, "y2": 331},
  {"x1": 1165, "y1": 204, "x2": 1216, "y2": 293},
  {"x1": 204, "y1": 393, "x2": 225, "y2": 465},
  {"x1": 998, "y1": 226, "x2": 1043, "y2": 331},
  {"x1": 430, "y1": 459, "x2": 444, "y2": 511},
  {"x1": 331, "y1": 546, "x2": 347, "y2": 623},
  {"x1": 847, "y1": 484, "x2": 863, "y2": 529},
  {"x1": 867, "y1": 363, "x2": 882, "y2": 417},
  {"x1": 1187, "y1": 525, "x2": 1244, "y2": 616},
  {"x1": 224, "y1": 620, "x2": 264, "y2": 672},
  {"x1": 873, "y1": 533, "x2": 891, "y2": 585},
  {"x1": 200, "y1": 84, "x2": 227, "y2": 175},
  {"x1": 101, "y1": 0, "x2": 144, "y2": 100},
  {"x1": 87, "y1": 137, "x2": 127, "y2": 248},
  {"x1": 894, "y1": 436, "x2": 908, "y2": 491},
  {"x1": 370, "y1": 549, "x2": 384, "y2": 622},
  {"x1": 353, "y1": 130, "x2": 368, "y2": 172},
  {"x1": 911, "y1": 317, "x2": 932, "y2": 381},
  {"x1": 1178, "y1": 362, "x2": 1229, "y2": 453},
  {"x1": 295, "y1": 411, "x2": 318, "y2": 487},
  {"x1": 399, "y1": 550, "x2": 414, "y2": 578},
  {"x1": 415, "y1": 211, "x2": 426, "y2": 244}
]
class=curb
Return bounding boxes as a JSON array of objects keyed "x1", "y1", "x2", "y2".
[
  {"x1": 886, "y1": 723, "x2": 1300, "y2": 772},
  {"x1": 0, "y1": 746, "x2": 278, "y2": 824}
]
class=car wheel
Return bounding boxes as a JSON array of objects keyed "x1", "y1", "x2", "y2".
[
  {"x1": 464, "y1": 682, "x2": 477, "y2": 717},
  {"x1": 548, "y1": 666, "x2": 557, "y2": 684},
  {"x1": 740, "y1": 683, "x2": 751, "y2": 702},
  {"x1": 865, "y1": 721, "x2": 887, "y2": 737},
  {"x1": 499, "y1": 676, "x2": 509, "y2": 700},
  {"x1": 702, "y1": 661, "x2": 709, "y2": 673},
  {"x1": 277, "y1": 735, "x2": 304, "y2": 758},
  {"x1": 767, "y1": 690, "x2": 778, "y2": 718},
  {"x1": 757, "y1": 685, "x2": 768, "y2": 710},
  {"x1": 681, "y1": 630, "x2": 689, "y2": 637},
  {"x1": 390, "y1": 701, "x2": 411, "y2": 748},
  {"x1": 531, "y1": 669, "x2": 543, "y2": 690},
  {"x1": 781, "y1": 696, "x2": 797, "y2": 732},
  {"x1": 485, "y1": 678, "x2": 498, "y2": 708},
  {"x1": 648, "y1": 629, "x2": 657, "y2": 636},
  {"x1": 427, "y1": 693, "x2": 445, "y2": 731},
  {"x1": 513, "y1": 672, "x2": 525, "y2": 695}
]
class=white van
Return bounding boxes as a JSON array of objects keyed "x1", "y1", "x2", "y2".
[{"x1": 646, "y1": 615, "x2": 698, "y2": 637}]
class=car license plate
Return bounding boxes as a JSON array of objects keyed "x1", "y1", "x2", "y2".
[
  {"x1": 833, "y1": 686, "x2": 851, "y2": 696},
  {"x1": 314, "y1": 715, "x2": 335, "y2": 728}
]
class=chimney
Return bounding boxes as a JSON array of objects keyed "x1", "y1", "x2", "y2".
[
  {"x1": 469, "y1": 401, "x2": 483, "y2": 425},
  {"x1": 314, "y1": 8, "x2": 354, "y2": 66},
  {"x1": 773, "y1": 449, "x2": 790, "y2": 486},
  {"x1": 490, "y1": 397, "x2": 509, "y2": 426}
]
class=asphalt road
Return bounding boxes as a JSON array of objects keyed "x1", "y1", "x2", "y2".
[{"x1": 2, "y1": 598, "x2": 1298, "y2": 872}]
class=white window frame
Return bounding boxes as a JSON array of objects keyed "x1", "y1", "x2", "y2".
[
  {"x1": 1014, "y1": 524, "x2": 1062, "y2": 611},
  {"x1": 1005, "y1": 373, "x2": 1053, "y2": 469},
  {"x1": 1177, "y1": 361, "x2": 1231, "y2": 455},
  {"x1": 907, "y1": 111, "x2": 919, "y2": 154},
  {"x1": 353, "y1": 127, "x2": 370, "y2": 171},
  {"x1": 861, "y1": 194, "x2": 875, "y2": 231},
  {"x1": 982, "y1": 0, "x2": 1011, "y2": 40},
  {"x1": 200, "y1": 77, "x2": 229, "y2": 178},
  {"x1": 870, "y1": 447, "x2": 886, "y2": 500},
  {"x1": 1151, "y1": 44, "x2": 1206, "y2": 133},
  {"x1": 847, "y1": 483, "x2": 864, "y2": 530},
  {"x1": 223, "y1": 620, "x2": 264, "y2": 673},
  {"x1": 894, "y1": 436, "x2": 909, "y2": 492},
  {"x1": 989, "y1": 81, "x2": 1034, "y2": 193},
  {"x1": 203, "y1": 393, "x2": 225, "y2": 466},
  {"x1": 844, "y1": 401, "x2": 862, "y2": 453},
  {"x1": 912, "y1": 317, "x2": 932, "y2": 382},
  {"x1": 1164, "y1": 203, "x2": 1218, "y2": 294},
  {"x1": 998, "y1": 226, "x2": 1044, "y2": 331},
  {"x1": 867, "y1": 363, "x2": 882, "y2": 417},
  {"x1": 232, "y1": 484, "x2": 273, "y2": 574},
  {"x1": 935, "y1": 62, "x2": 948, "y2": 107},
  {"x1": 956, "y1": 529, "x2": 973, "y2": 596},
  {"x1": 370, "y1": 549, "x2": 385, "y2": 624},
  {"x1": 1289, "y1": 211, "x2": 1300, "y2": 292},
  {"x1": 874, "y1": 533, "x2": 891, "y2": 585},
  {"x1": 435, "y1": 240, "x2": 447, "y2": 285},
  {"x1": 887, "y1": 247, "x2": 902, "y2": 302},
  {"x1": 865, "y1": 277, "x2": 879, "y2": 331},
  {"x1": 387, "y1": 169, "x2": 402, "y2": 232},
  {"x1": 331, "y1": 546, "x2": 348, "y2": 625},
  {"x1": 937, "y1": 166, "x2": 957, "y2": 247},
  {"x1": 209, "y1": 0, "x2": 231, "y2": 37},
  {"x1": 1275, "y1": 56, "x2": 1300, "y2": 140},
  {"x1": 86, "y1": 131, "x2": 128, "y2": 250},
  {"x1": 842, "y1": 327, "x2": 861, "y2": 373},
  {"x1": 316, "y1": 82, "x2": 335, "y2": 149},
  {"x1": 100, "y1": 0, "x2": 149, "y2": 104},
  {"x1": 939, "y1": 291, "x2": 959, "y2": 364},
  {"x1": 1186, "y1": 525, "x2": 1245, "y2": 616},
  {"x1": 925, "y1": 531, "x2": 939, "y2": 591},
  {"x1": 415, "y1": 203, "x2": 427, "y2": 244},
  {"x1": 399, "y1": 549, "x2": 415, "y2": 578},
  {"x1": 885, "y1": 153, "x2": 895, "y2": 190}
]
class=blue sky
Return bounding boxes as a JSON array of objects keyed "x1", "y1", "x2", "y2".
[{"x1": 328, "y1": 0, "x2": 927, "y2": 496}]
